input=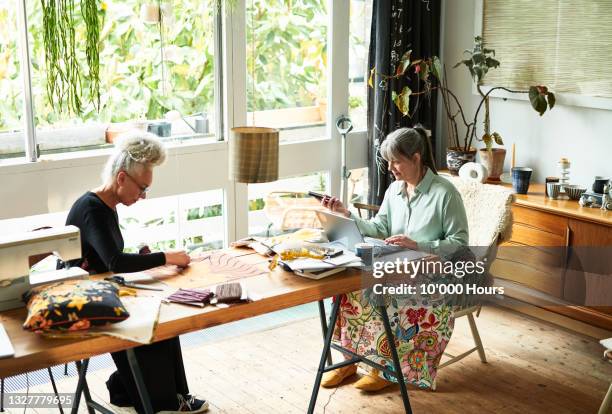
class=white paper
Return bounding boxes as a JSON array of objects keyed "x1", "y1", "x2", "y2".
[{"x1": 100, "y1": 296, "x2": 162, "y2": 344}]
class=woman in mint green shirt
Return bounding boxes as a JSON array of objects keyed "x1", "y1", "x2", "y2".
[{"x1": 320, "y1": 126, "x2": 469, "y2": 391}]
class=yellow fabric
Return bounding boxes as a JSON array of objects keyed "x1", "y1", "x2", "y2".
[
  {"x1": 320, "y1": 364, "x2": 357, "y2": 388},
  {"x1": 353, "y1": 369, "x2": 393, "y2": 392},
  {"x1": 118, "y1": 287, "x2": 138, "y2": 297}
]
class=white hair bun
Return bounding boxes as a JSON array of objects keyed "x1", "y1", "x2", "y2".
[{"x1": 101, "y1": 129, "x2": 167, "y2": 184}]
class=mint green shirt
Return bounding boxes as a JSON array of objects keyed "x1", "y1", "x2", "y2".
[{"x1": 352, "y1": 168, "x2": 469, "y2": 255}]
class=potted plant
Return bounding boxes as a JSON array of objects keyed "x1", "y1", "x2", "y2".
[
  {"x1": 369, "y1": 53, "x2": 479, "y2": 174},
  {"x1": 455, "y1": 36, "x2": 555, "y2": 180},
  {"x1": 370, "y1": 36, "x2": 556, "y2": 176}
]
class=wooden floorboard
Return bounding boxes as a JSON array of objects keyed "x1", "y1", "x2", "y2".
[{"x1": 6, "y1": 305, "x2": 611, "y2": 414}]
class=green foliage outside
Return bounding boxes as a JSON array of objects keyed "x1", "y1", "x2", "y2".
[
  {"x1": 0, "y1": 0, "x2": 329, "y2": 132},
  {"x1": 246, "y1": 0, "x2": 327, "y2": 111},
  {"x1": 249, "y1": 198, "x2": 265, "y2": 211},
  {"x1": 186, "y1": 204, "x2": 222, "y2": 220}
]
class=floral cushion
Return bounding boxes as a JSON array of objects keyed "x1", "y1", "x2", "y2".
[{"x1": 23, "y1": 280, "x2": 130, "y2": 332}]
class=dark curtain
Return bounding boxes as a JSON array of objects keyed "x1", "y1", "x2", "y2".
[{"x1": 366, "y1": 0, "x2": 441, "y2": 206}]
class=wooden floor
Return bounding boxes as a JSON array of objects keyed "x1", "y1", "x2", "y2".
[{"x1": 5, "y1": 305, "x2": 611, "y2": 414}]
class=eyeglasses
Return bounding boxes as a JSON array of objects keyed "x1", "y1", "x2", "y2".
[{"x1": 124, "y1": 172, "x2": 150, "y2": 196}]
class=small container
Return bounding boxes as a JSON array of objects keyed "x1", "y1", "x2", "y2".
[
  {"x1": 355, "y1": 243, "x2": 374, "y2": 268},
  {"x1": 545, "y1": 176, "x2": 559, "y2": 197},
  {"x1": 564, "y1": 185, "x2": 587, "y2": 200},
  {"x1": 511, "y1": 167, "x2": 533, "y2": 194},
  {"x1": 546, "y1": 182, "x2": 561, "y2": 199},
  {"x1": 148, "y1": 121, "x2": 172, "y2": 137},
  {"x1": 195, "y1": 113, "x2": 209, "y2": 134},
  {"x1": 593, "y1": 176, "x2": 610, "y2": 194}
]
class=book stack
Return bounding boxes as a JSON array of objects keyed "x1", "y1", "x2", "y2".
[{"x1": 280, "y1": 250, "x2": 363, "y2": 280}]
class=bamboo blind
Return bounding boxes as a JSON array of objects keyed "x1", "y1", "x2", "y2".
[{"x1": 482, "y1": 0, "x2": 612, "y2": 98}]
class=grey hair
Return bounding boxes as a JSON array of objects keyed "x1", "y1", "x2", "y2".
[
  {"x1": 379, "y1": 126, "x2": 437, "y2": 174},
  {"x1": 101, "y1": 130, "x2": 167, "y2": 184}
]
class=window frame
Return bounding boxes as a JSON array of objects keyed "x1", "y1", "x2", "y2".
[
  {"x1": 6, "y1": 0, "x2": 226, "y2": 160},
  {"x1": 0, "y1": 0, "x2": 370, "y2": 247}
]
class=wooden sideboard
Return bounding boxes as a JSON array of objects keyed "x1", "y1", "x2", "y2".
[{"x1": 490, "y1": 183, "x2": 612, "y2": 332}]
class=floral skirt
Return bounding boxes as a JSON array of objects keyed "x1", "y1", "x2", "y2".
[{"x1": 332, "y1": 289, "x2": 454, "y2": 389}]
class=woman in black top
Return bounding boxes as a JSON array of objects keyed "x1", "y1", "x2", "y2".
[{"x1": 64, "y1": 132, "x2": 208, "y2": 414}]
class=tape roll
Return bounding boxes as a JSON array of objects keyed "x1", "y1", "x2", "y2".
[{"x1": 458, "y1": 162, "x2": 488, "y2": 183}]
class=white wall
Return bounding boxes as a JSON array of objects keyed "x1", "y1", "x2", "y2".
[{"x1": 441, "y1": 0, "x2": 612, "y2": 186}]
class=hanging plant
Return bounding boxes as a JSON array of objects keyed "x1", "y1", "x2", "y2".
[
  {"x1": 40, "y1": 0, "x2": 102, "y2": 114},
  {"x1": 81, "y1": 0, "x2": 102, "y2": 110}
]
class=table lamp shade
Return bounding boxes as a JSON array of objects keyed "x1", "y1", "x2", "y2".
[{"x1": 229, "y1": 127, "x2": 279, "y2": 183}]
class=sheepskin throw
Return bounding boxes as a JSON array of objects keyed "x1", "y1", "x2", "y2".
[{"x1": 445, "y1": 175, "x2": 514, "y2": 247}]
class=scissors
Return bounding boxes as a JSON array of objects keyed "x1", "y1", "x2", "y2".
[{"x1": 104, "y1": 275, "x2": 164, "y2": 291}]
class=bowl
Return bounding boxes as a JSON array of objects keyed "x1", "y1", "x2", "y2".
[{"x1": 564, "y1": 185, "x2": 587, "y2": 200}]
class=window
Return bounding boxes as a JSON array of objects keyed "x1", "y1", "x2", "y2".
[
  {"x1": 348, "y1": 0, "x2": 372, "y2": 131},
  {"x1": 246, "y1": 0, "x2": 328, "y2": 142},
  {"x1": 0, "y1": 1, "x2": 24, "y2": 156},
  {"x1": 248, "y1": 171, "x2": 329, "y2": 236},
  {"x1": 482, "y1": 0, "x2": 612, "y2": 98},
  {"x1": 119, "y1": 189, "x2": 225, "y2": 254},
  {"x1": 0, "y1": 0, "x2": 218, "y2": 157}
]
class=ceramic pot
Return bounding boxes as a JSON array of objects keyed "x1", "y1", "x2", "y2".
[
  {"x1": 479, "y1": 148, "x2": 506, "y2": 181},
  {"x1": 511, "y1": 167, "x2": 533, "y2": 194},
  {"x1": 446, "y1": 147, "x2": 477, "y2": 176}
]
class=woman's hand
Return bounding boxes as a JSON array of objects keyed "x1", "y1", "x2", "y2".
[
  {"x1": 321, "y1": 196, "x2": 350, "y2": 218},
  {"x1": 384, "y1": 235, "x2": 418, "y2": 250},
  {"x1": 165, "y1": 250, "x2": 191, "y2": 267}
]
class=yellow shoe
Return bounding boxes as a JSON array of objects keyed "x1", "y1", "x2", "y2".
[
  {"x1": 321, "y1": 364, "x2": 358, "y2": 388},
  {"x1": 353, "y1": 369, "x2": 393, "y2": 392}
]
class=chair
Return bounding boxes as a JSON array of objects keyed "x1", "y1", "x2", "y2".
[
  {"x1": 353, "y1": 202, "x2": 379, "y2": 219},
  {"x1": 350, "y1": 177, "x2": 513, "y2": 378},
  {"x1": 436, "y1": 176, "x2": 513, "y2": 374},
  {"x1": 263, "y1": 191, "x2": 325, "y2": 234}
]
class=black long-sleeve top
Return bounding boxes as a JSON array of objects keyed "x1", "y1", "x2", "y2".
[{"x1": 64, "y1": 192, "x2": 166, "y2": 274}]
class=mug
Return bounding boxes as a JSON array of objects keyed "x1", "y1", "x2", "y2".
[
  {"x1": 355, "y1": 243, "x2": 374, "y2": 267},
  {"x1": 592, "y1": 176, "x2": 610, "y2": 194},
  {"x1": 545, "y1": 176, "x2": 559, "y2": 197},
  {"x1": 511, "y1": 167, "x2": 533, "y2": 194},
  {"x1": 546, "y1": 182, "x2": 561, "y2": 199}
]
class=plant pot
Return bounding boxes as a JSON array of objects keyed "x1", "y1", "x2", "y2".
[
  {"x1": 105, "y1": 121, "x2": 148, "y2": 144},
  {"x1": 479, "y1": 148, "x2": 506, "y2": 181},
  {"x1": 446, "y1": 147, "x2": 477, "y2": 176}
]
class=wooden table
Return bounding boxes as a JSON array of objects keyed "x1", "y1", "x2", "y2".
[
  {"x1": 0, "y1": 249, "x2": 365, "y2": 378},
  {"x1": 0, "y1": 249, "x2": 417, "y2": 414}
]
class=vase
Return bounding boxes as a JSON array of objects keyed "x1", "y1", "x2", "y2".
[
  {"x1": 479, "y1": 148, "x2": 506, "y2": 181},
  {"x1": 446, "y1": 147, "x2": 477, "y2": 176}
]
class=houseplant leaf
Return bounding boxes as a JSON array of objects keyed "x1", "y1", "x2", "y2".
[
  {"x1": 392, "y1": 86, "x2": 412, "y2": 116},
  {"x1": 485, "y1": 57, "x2": 500, "y2": 69},
  {"x1": 368, "y1": 67, "x2": 375, "y2": 88},
  {"x1": 432, "y1": 56, "x2": 442, "y2": 80},
  {"x1": 547, "y1": 92, "x2": 556, "y2": 110},
  {"x1": 396, "y1": 50, "x2": 412, "y2": 76},
  {"x1": 529, "y1": 86, "x2": 548, "y2": 116},
  {"x1": 418, "y1": 61, "x2": 429, "y2": 81},
  {"x1": 492, "y1": 131, "x2": 503, "y2": 145}
]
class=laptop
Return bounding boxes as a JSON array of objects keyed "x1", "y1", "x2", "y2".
[{"x1": 315, "y1": 210, "x2": 403, "y2": 255}]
